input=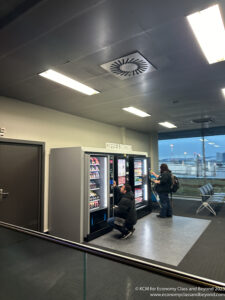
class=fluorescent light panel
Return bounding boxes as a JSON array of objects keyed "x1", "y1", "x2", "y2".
[
  {"x1": 222, "y1": 88, "x2": 225, "y2": 97},
  {"x1": 187, "y1": 4, "x2": 225, "y2": 64},
  {"x1": 122, "y1": 107, "x2": 150, "y2": 117},
  {"x1": 159, "y1": 122, "x2": 177, "y2": 128},
  {"x1": 39, "y1": 69, "x2": 99, "y2": 95}
]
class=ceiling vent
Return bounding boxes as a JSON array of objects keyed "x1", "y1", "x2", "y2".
[
  {"x1": 192, "y1": 117, "x2": 215, "y2": 124},
  {"x1": 100, "y1": 52, "x2": 156, "y2": 80}
]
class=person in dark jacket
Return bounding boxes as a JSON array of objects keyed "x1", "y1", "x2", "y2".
[
  {"x1": 107, "y1": 183, "x2": 137, "y2": 239},
  {"x1": 151, "y1": 164, "x2": 172, "y2": 218},
  {"x1": 113, "y1": 180, "x2": 122, "y2": 205}
]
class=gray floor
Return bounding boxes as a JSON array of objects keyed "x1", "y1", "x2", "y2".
[{"x1": 90, "y1": 213, "x2": 211, "y2": 266}]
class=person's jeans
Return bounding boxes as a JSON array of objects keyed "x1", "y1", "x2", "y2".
[
  {"x1": 107, "y1": 217, "x2": 128, "y2": 234},
  {"x1": 159, "y1": 193, "x2": 172, "y2": 217}
]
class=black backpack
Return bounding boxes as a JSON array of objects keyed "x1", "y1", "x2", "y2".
[{"x1": 171, "y1": 174, "x2": 179, "y2": 193}]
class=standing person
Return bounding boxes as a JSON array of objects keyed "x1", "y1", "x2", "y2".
[
  {"x1": 151, "y1": 164, "x2": 172, "y2": 218},
  {"x1": 107, "y1": 183, "x2": 137, "y2": 239}
]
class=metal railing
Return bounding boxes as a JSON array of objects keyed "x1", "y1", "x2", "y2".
[{"x1": 1, "y1": 221, "x2": 225, "y2": 291}]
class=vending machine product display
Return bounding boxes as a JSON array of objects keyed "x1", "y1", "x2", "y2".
[
  {"x1": 118, "y1": 158, "x2": 126, "y2": 186},
  {"x1": 89, "y1": 156, "x2": 107, "y2": 211},
  {"x1": 129, "y1": 156, "x2": 151, "y2": 216},
  {"x1": 134, "y1": 159, "x2": 144, "y2": 203},
  {"x1": 85, "y1": 154, "x2": 110, "y2": 240},
  {"x1": 113, "y1": 155, "x2": 129, "y2": 187}
]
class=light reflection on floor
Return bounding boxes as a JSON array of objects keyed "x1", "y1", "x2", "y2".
[{"x1": 89, "y1": 213, "x2": 211, "y2": 266}]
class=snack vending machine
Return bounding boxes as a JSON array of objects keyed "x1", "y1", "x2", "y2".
[
  {"x1": 49, "y1": 147, "x2": 111, "y2": 243},
  {"x1": 89, "y1": 156, "x2": 107, "y2": 211},
  {"x1": 84, "y1": 153, "x2": 111, "y2": 241}
]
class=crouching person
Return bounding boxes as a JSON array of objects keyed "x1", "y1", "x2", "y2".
[{"x1": 107, "y1": 183, "x2": 137, "y2": 239}]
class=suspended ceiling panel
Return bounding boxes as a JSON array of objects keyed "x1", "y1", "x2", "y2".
[{"x1": 0, "y1": 0, "x2": 225, "y2": 134}]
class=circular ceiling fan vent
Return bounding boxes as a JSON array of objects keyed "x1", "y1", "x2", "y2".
[
  {"x1": 100, "y1": 52, "x2": 156, "y2": 80},
  {"x1": 192, "y1": 117, "x2": 215, "y2": 124}
]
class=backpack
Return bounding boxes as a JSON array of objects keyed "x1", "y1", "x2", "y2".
[{"x1": 170, "y1": 174, "x2": 179, "y2": 193}]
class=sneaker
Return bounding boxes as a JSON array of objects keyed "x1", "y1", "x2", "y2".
[
  {"x1": 119, "y1": 233, "x2": 126, "y2": 239},
  {"x1": 129, "y1": 228, "x2": 135, "y2": 236},
  {"x1": 131, "y1": 228, "x2": 135, "y2": 234},
  {"x1": 156, "y1": 214, "x2": 166, "y2": 218},
  {"x1": 121, "y1": 231, "x2": 133, "y2": 239}
]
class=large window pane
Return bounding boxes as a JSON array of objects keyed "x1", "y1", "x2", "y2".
[
  {"x1": 158, "y1": 134, "x2": 225, "y2": 197},
  {"x1": 204, "y1": 134, "x2": 225, "y2": 178},
  {"x1": 159, "y1": 137, "x2": 202, "y2": 178}
]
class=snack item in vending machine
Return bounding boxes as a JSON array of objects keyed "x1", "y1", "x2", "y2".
[{"x1": 94, "y1": 157, "x2": 99, "y2": 165}]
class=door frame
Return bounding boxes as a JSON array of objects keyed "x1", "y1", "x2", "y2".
[{"x1": 0, "y1": 137, "x2": 45, "y2": 232}]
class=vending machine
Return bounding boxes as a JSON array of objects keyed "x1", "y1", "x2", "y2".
[
  {"x1": 49, "y1": 147, "x2": 111, "y2": 243},
  {"x1": 49, "y1": 147, "x2": 151, "y2": 243},
  {"x1": 129, "y1": 156, "x2": 152, "y2": 217},
  {"x1": 113, "y1": 154, "x2": 151, "y2": 218},
  {"x1": 84, "y1": 153, "x2": 112, "y2": 241}
]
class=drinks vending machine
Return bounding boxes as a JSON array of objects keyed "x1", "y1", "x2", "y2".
[{"x1": 113, "y1": 154, "x2": 151, "y2": 218}]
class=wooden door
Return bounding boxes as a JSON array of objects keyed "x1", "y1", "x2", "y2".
[{"x1": 0, "y1": 141, "x2": 43, "y2": 231}]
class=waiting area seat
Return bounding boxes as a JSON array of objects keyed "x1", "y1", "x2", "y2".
[{"x1": 196, "y1": 183, "x2": 225, "y2": 216}]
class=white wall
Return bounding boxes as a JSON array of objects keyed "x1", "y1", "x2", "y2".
[{"x1": 0, "y1": 96, "x2": 158, "y2": 230}]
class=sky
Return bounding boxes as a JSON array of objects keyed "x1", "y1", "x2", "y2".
[{"x1": 159, "y1": 135, "x2": 225, "y2": 159}]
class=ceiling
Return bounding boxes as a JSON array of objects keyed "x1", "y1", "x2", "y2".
[{"x1": 1, "y1": 0, "x2": 225, "y2": 134}]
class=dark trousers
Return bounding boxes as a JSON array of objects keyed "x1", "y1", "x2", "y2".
[
  {"x1": 159, "y1": 193, "x2": 172, "y2": 217},
  {"x1": 107, "y1": 217, "x2": 133, "y2": 234}
]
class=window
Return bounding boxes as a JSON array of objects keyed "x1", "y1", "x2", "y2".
[
  {"x1": 159, "y1": 135, "x2": 225, "y2": 178},
  {"x1": 204, "y1": 134, "x2": 225, "y2": 178}
]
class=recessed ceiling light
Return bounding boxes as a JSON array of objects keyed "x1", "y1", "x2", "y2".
[
  {"x1": 208, "y1": 142, "x2": 215, "y2": 145},
  {"x1": 122, "y1": 107, "x2": 150, "y2": 117},
  {"x1": 158, "y1": 122, "x2": 177, "y2": 128},
  {"x1": 187, "y1": 4, "x2": 225, "y2": 64},
  {"x1": 200, "y1": 138, "x2": 208, "y2": 142},
  {"x1": 214, "y1": 145, "x2": 220, "y2": 147},
  {"x1": 39, "y1": 69, "x2": 99, "y2": 95}
]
